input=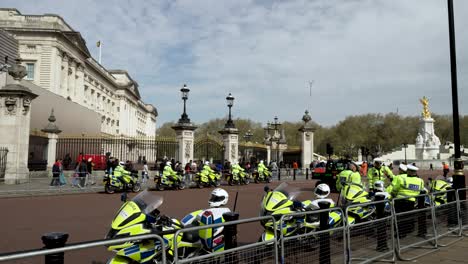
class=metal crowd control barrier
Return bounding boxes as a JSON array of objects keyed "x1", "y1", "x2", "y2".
[
  {"x1": 430, "y1": 190, "x2": 462, "y2": 246},
  {"x1": 457, "y1": 188, "x2": 468, "y2": 237},
  {"x1": 173, "y1": 215, "x2": 278, "y2": 264},
  {"x1": 0, "y1": 233, "x2": 167, "y2": 263},
  {"x1": 392, "y1": 194, "x2": 438, "y2": 261},
  {"x1": 279, "y1": 206, "x2": 346, "y2": 264},
  {"x1": 345, "y1": 199, "x2": 395, "y2": 264}
]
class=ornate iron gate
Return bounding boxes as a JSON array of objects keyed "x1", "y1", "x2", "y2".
[
  {"x1": 56, "y1": 135, "x2": 178, "y2": 169},
  {"x1": 194, "y1": 136, "x2": 224, "y2": 162}
]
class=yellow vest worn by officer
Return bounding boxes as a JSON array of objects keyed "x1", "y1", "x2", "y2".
[
  {"x1": 367, "y1": 160, "x2": 394, "y2": 188},
  {"x1": 386, "y1": 164, "x2": 408, "y2": 195},
  {"x1": 392, "y1": 175, "x2": 424, "y2": 202},
  {"x1": 113, "y1": 165, "x2": 129, "y2": 177},
  {"x1": 336, "y1": 170, "x2": 362, "y2": 192}
]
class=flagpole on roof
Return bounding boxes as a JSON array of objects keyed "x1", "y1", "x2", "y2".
[{"x1": 97, "y1": 40, "x2": 102, "y2": 64}]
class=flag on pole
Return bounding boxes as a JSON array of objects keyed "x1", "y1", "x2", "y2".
[{"x1": 97, "y1": 41, "x2": 101, "y2": 47}]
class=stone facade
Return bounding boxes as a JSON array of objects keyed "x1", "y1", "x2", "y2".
[{"x1": 0, "y1": 8, "x2": 157, "y2": 137}]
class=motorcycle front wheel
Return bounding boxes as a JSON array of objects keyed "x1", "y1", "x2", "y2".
[
  {"x1": 105, "y1": 184, "x2": 115, "y2": 194},
  {"x1": 132, "y1": 183, "x2": 141, "y2": 192},
  {"x1": 267, "y1": 177, "x2": 272, "y2": 183},
  {"x1": 156, "y1": 183, "x2": 164, "y2": 191},
  {"x1": 178, "y1": 181, "x2": 186, "y2": 190},
  {"x1": 214, "y1": 180, "x2": 220, "y2": 187}
]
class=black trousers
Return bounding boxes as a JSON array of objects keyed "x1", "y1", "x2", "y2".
[{"x1": 394, "y1": 199, "x2": 416, "y2": 237}]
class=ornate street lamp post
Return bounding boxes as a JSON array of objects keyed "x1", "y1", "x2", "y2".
[
  {"x1": 243, "y1": 129, "x2": 254, "y2": 161},
  {"x1": 447, "y1": 0, "x2": 465, "y2": 191},
  {"x1": 225, "y1": 93, "x2": 235, "y2": 128},
  {"x1": 402, "y1": 143, "x2": 408, "y2": 164},
  {"x1": 178, "y1": 84, "x2": 190, "y2": 123},
  {"x1": 264, "y1": 117, "x2": 282, "y2": 164}
]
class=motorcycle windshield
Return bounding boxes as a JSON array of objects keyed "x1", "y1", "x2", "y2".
[
  {"x1": 273, "y1": 182, "x2": 302, "y2": 200},
  {"x1": 132, "y1": 189, "x2": 164, "y2": 215}
]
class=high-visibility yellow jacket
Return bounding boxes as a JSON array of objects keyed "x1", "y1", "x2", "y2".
[
  {"x1": 392, "y1": 175, "x2": 425, "y2": 202},
  {"x1": 336, "y1": 170, "x2": 362, "y2": 191},
  {"x1": 367, "y1": 166, "x2": 394, "y2": 188}
]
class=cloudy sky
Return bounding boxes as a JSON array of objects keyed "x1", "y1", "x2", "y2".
[{"x1": 4, "y1": 0, "x2": 468, "y2": 127}]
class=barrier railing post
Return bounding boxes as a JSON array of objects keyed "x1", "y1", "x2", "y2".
[
  {"x1": 306, "y1": 168, "x2": 309, "y2": 180},
  {"x1": 417, "y1": 195, "x2": 427, "y2": 237},
  {"x1": 293, "y1": 169, "x2": 296, "y2": 181},
  {"x1": 278, "y1": 168, "x2": 281, "y2": 181},
  {"x1": 223, "y1": 212, "x2": 240, "y2": 263},
  {"x1": 41, "y1": 232, "x2": 68, "y2": 264},
  {"x1": 318, "y1": 201, "x2": 331, "y2": 264},
  {"x1": 375, "y1": 194, "x2": 389, "y2": 252}
]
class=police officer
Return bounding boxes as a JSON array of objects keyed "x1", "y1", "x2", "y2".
[
  {"x1": 367, "y1": 158, "x2": 394, "y2": 191},
  {"x1": 429, "y1": 176, "x2": 453, "y2": 205},
  {"x1": 386, "y1": 164, "x2": 407, "y2": 196},
  {"x1": 113, "y1": 161, "x2": 130, "y2": 189},
  {"x1": 392, "y1": 164, "x2": 425, "y2": 237},
  {"x1": 336, "y1": 161, "x2": 362, "y2": 192}
]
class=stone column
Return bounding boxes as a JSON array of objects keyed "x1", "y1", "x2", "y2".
[
  {"x1": 219, "y1": 128, "x2": 239, "y2": 164},
  {"x1": 357, "y1": 148, "x2": 363, "y2": 162},
  {"x1": 68, "y1": 59, "x2": 76, "y2": 100},
  {"x1": 41, "y1": 109, "x2": 62, "y2": 169},
  {"x1": 266, "y1": 144, "x2": 271, "y2": 164},
  {"x1": 0, "y1": 60, "x2": 38, "y2": 184},
  {"x1": 60, "y1": 53, "x2": 68, "y2": 97},
  {"x1": 298, "y1": 110, "x2": 315, "y2": 169},
  {"x1": 75, "y1": 64, "x2": 84, "y2": 104},
  {"x1": 172, "y1": 123, "x2": 197, "y2": 166}
]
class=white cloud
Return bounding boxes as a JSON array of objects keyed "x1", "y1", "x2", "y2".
[{"x1": 3, "y1": 0, "x2": 468, "y2": 127}]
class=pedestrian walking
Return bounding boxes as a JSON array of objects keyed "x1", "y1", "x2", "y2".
[
  {"x1": 142, "y1": 160, "x2": 149, "y2": 184},
  {"x1": 86, "y1": 157, "x2": 95, "y2": 185},
  {"x1": 59, "y1": 159, "x2": 67, "y2": 186},
  {"x1": 430, "y1": 163, "x2": 434, "y2": 171},
  {"x1": 50, "y1": 159, "x2": 61, "y2": 187},
  {"x1": 77, "y1": 158, "x2": 88, "y2": 188},
  {"x1": 442, "y1": 162, "x2": 450, "y2": 177}
]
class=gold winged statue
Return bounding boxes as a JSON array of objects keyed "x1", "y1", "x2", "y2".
[{"x1": 419, "y1": 96, "x2": 431, "y2": 119}]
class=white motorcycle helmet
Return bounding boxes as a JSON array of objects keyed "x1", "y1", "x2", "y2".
[
  {"x1": 166, "y1": 161, "x2": 171, "y2": 166},
  {"x1": 446, "y1": 177, "x2": 453, "y2": 186},
  {"x1": 209, "y1": 188, "x2": 229, "y2": 208},
  {"x1": 374, "y1": 180, "x2": 385, "y2": 192},
  {"x1": 119, "y1": 161, "x2": 125, "y2": 166},
  {"x1": 314, "y1": 184, "x2": 330, "y2": 199},
  {"x1": 205, "y1": 161, "x2": 210, "y2": 165},
  {"x1": 260, "y1": 160, "x2": 264, "y2": 164}
]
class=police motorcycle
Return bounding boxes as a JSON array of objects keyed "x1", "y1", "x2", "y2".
[
  {"x1": 105, "y1": 164, "x2": 141, "y2": 194},
  {"x1": 301, "y1": 183, "x2": 351, "y2": 230},
  {"x1": 259, "y1": 182, "x2": 311, "y2": 242},
  {"x1": 253, "y1": 166, "x2": 272, "y2": 184},
  {"x1": 154, "y1": 171, "x2": 187, "y2": 191},
  {"x1": 179, "y1": 188, "x2": 233, "y2": 255},
  {"x1": 339, "y1": 183, "x2": 376, "y2": 224},
  {"x1": 226, "y1": 164, "x2": 251, "y2": 186},
  {"x1": 194, "y1": 166, "x2": 221, "y2": 188},
  {"x1": 106, "y1": 190, "x2": 205, "y2": 263}
]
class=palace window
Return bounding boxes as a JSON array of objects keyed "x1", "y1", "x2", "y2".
[{"x1": 25, "y1": 63, "x2": 35, "y2": 80}]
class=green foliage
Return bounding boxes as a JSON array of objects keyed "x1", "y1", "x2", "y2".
[{"x1": 157, "y1": 114, "x2": 467, "y2": 158}]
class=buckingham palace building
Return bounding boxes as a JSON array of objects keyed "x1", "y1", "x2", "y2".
[{"x1": 0, "y1": 8, "x2": 157, "y2": 137}]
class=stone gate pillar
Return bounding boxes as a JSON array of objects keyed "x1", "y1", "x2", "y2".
[
  {"x1": 0, "y1": 60, "x2": 38, "y2": 184},
  {"x1": 172, "y1": 123, "x2": 197, "y2": 166},
  {"x1": 298, "y1": 110, "x2": 315, "y2": 169},
  {"x1": 266, "y1": 145, "x2": 271, "y2": 164},
  {"x1": 41, "y1": 109, "x2": 62, "y2": 170},
  {"x1": 219, "y1": 128, "x2": 239, "y2": 164}
]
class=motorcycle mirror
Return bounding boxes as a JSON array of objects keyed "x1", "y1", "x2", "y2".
[{"x1": 264, "y1": 186, "x2": 270, "y2": 193}]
